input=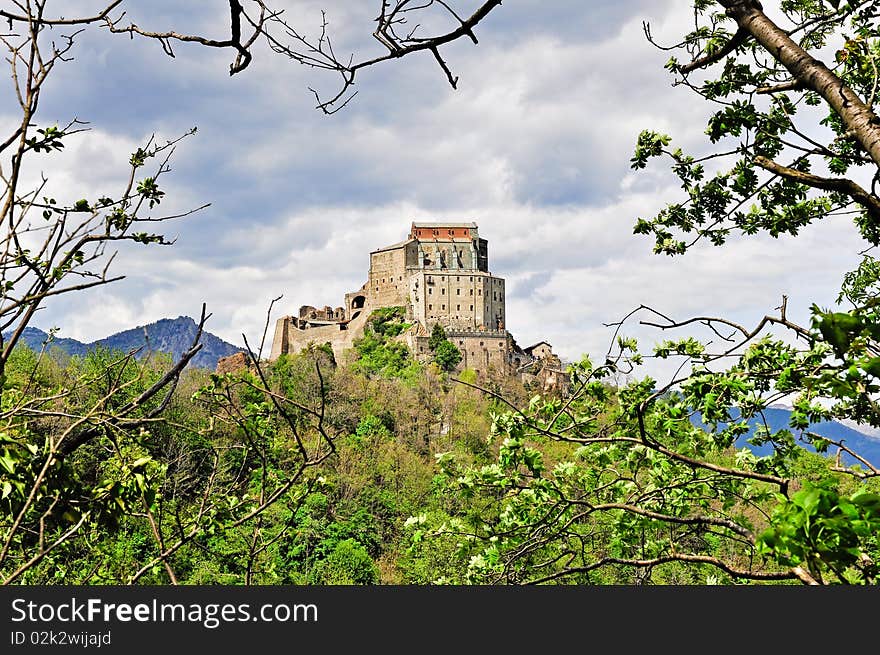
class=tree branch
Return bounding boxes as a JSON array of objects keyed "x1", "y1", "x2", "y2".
[
  {"x1": 679, "y1": 28, "x2": 750, "y2": 74},
  {"x1": 755, "y1": 79, "x2": 805, "y2": 94},
  {"x1": 754, "y1": 155, "x2": 880, "y2": 221}
]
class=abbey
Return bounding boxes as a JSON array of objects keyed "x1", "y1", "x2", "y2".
[{"x1": 270, "y1": 222, "x2": 565, "y2": 385}]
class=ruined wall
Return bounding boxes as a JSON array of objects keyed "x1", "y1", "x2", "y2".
[
  {"x1": 270, "y1": 308, "x2": 372, "y2": 364},
  {"x1": 298, "y1": 305, "x2": 346, "y2": 322},
  {"x1": 522, "y1": 363, "x2": 571, "y2": 394}
]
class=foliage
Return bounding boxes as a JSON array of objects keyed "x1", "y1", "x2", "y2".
[
  {"x1": 408, "y1": 0, "x2": 880, "y2": 585},
  {"x1": 0, "y1": 0, "x2": 505, "y2": 585},
  {"x1": 352, "y1": 309, "x2": 421, "y2": 380},
  {"x1": 428, "y1": 323, "x2": 462, "y2": 372},
  {"x1": 757, "y1": 479, "x2": 880, "y2": 584},
  {"x1": 308, "y1": 539, "x2": 379, "y2": 585},
  {"x1": 429, "y1": 323, "x2": 448, "y2": 351},
  {"x1": 369, "y1": 307, "x2": 412, "y2": 338}
]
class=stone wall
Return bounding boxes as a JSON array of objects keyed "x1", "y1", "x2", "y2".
[
  {"x1": 271, "y1": 306, "x2": 372, "y2": 364},
  {"x1": 410, "y1": 330, "x2": 511, "y2": 377},
  {"x1": 410, "y1": 271, "x2": 505, "y2": 330},
  {"x1": 367, "y1": 243, "x2": 412, "y2": 308},
  {"x1": 526, "y1": 342, "x2": 554, "y2": 359},
  {"x1": 298, "y1": 305, "x2": 346, "y2": 322}
]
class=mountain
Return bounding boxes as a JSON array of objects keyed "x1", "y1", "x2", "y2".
[
  {"x1": 11, "y1": 316, "x2": 244, "y2": 370},
  {"x1": 693, "y1": 407, "x2": 880, "y2": 470}
]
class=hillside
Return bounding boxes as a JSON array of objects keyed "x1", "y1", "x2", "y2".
[{"x1": 11, "y1": 316, "x2": 244, "y2": 370}]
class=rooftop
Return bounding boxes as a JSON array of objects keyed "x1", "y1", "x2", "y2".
[
  {"x1": 371, "y1": 238, "x2": 415, "y2": 254},
  {"x1": 411, "y1": 221, "x2": 478, "y2": 229}
]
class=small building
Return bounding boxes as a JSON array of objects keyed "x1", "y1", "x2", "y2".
[{"x1": 524, "y1": 341, "x2": 554, "y2": 360}]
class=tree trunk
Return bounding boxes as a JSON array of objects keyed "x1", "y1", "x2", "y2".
[{"x1": 719, "y1": 0, "x2": 880, "y2": 169}]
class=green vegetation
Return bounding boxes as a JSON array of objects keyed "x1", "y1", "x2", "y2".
[
  {"x1": 0, "y1": 341, "x2": 513, "y2": 584},
  {"x1": 351, "y1": 308, "x2": 421, "y2": 381},
  {"x1": 428, "y1": 323, "x2": 462, "y2": 372},
  {"x1": 4, "y1": 324, "x2": 878, "y2": 585},
  {"x1": 4, "y1": 1, "x2": 880, "y2": 587}
]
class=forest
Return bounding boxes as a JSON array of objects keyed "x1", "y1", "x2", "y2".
[
  {"x1": 2, "y1": 302, "x2": 878, "y2": 585},
  {"x1": 2, "y1": 1, "x2": 880, "y2": 586}
]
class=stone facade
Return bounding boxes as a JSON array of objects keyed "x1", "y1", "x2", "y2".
[
  {"x1": 409, "y1": 272, "x2": 505, "y2": 331},
  {"x1": 269, "y1": 221, "x2": 567, "y2": 387}
]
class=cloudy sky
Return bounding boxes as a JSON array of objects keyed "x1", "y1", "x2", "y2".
[{"x1": 7, "y1": 0, "x2": 869, "y2": 372}]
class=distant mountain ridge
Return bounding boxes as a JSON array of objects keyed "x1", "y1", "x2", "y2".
[
  {"x1": 694, "y1": 407, "x2": 880, "y2": 470},
  {"x1": 11, "y1": 316, "x2": 244, "y2": 370}
]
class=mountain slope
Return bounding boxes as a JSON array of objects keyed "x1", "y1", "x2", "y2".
[
  {"x1": 12, "y1": 316, "x2": 243, "y2": 370},
  {"x1": 693, "y1": 407, "x2": 880, "y2": 470}
]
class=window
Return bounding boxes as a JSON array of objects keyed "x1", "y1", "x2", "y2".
[
  {"x1": 470, "y1": 305, "x2": 473, "y2": 311},
  {"x1": 456, "y1": 276, "x2": 460, "y2": 282},
  {"x1": 456, "y1": 305, "x2": 460, "y2": 311},
  {"x1": 429, "y1": 304, "x2": 432, "y2": 310},
  {"x1": 469, "y1": 289, "x2": 473, "y2": 296},
  {"x1": 441, "y1": 288, "x2": 445, "y2": 295},
  {"x1": 428, "y1": 288, "x2": 432, "y2": 295},
  {"x1": 456, "y1": 289, "x2": 460, "y2": 295},
  {"x1": 493, "y1": 292, "x2": 497, "y2": 301},
  {"x1": 480, "y1": 341, "x2": 484, "y2": 346},
  {"x1": 442, "y1": 304, "x2": 446, "y2": 310},
  {"x1": 478, "y1": 289, "x2": 482, "y2": 296}
]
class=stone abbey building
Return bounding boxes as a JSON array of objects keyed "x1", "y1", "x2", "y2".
[{"x1": 269, "y1": 222, "x2": 566, "y2": 385}]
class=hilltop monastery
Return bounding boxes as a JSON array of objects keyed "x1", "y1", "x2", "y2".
[{"x1": 268, "y1": 222, "x2": 567, "y2": 388}]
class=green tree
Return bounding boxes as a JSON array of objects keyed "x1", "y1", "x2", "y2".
[
  {"x1": 309, "y1": 538, "x2": 379, "y2": 585},
  {"x1": 0, "y1": 1, "x2": 503, "y2": 585},
  {"x1": 417, "y1": 0, "x2": 880, "y2": 586},
  {"x1": 428, "y1": 323, "x2": 462, "y2": 372},
  {"x1": 429, "y1": 323, "x2": 448, "y2": 351},
  {"x1": 433, "y1": 341, "x2": 463, "y2": 372}
]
